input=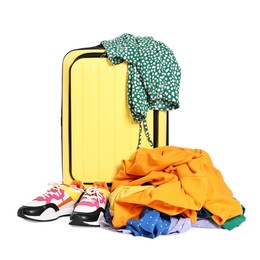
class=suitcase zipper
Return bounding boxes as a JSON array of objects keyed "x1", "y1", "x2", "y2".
[{"x1": 73, "y1": 52, "x2": 108, "y2": 64}]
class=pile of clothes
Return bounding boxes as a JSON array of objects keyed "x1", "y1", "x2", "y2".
[
  {"x1": 100, "y1": 145, "x2": 245, "y2": 238},
  {"x1": 17, "y1": 145, "x2": 246, "y2": 238}
]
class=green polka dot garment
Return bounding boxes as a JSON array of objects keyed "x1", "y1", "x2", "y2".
[{"x1": 102, "y1": 34, "x2": 181, "y2": 148}]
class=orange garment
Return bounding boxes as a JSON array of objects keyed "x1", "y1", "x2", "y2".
[{"x1": 111, "y1": 146, "x2": 243, "y2": 229}]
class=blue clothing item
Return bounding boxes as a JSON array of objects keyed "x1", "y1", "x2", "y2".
[
  {"x1": 192, "y1": 208, "x2": 222, "y2": 229},
  {"x1": 168, "y1": 217, "x2": 192, "y2": 234},
  {"x1": 125, "y1": 207, "x2": 171, "y2": 238},
  {"x1": 101, "y1": 204, "x2": 221, "y2": 238},
  {"x1": 104, "y1": 202, "x2": 113, "y2": 225}
]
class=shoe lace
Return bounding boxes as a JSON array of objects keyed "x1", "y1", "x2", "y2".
[
  {"x1": 81, "y1": 186, "x2": 104, "y2": 203},
  {"x1": 39, "y1": 182, "x2": 62, "y2": 199}
]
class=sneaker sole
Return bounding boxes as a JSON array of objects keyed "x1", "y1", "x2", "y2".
[
  {"x1": 17, "y1": 205, "x2": 73, "y2": 222},
  {"x1": 69, "y1": 208, "x2": 104, "y2": 227}
]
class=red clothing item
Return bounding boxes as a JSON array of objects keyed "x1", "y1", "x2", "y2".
[{"x1": 111, "y1": 146, "x2": 243, "y2": 229}]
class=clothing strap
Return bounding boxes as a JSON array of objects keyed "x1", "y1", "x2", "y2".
[{"x1": 137, "y1": 119, "x2": 154, "y2": 149}]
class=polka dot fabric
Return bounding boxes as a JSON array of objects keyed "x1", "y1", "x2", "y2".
[
  {"x1": 125, "y1": 207, "x2": 171, "y2": 238},
  {"x1": 102, "y1": 34, "x2": 181, "y2": 147}
]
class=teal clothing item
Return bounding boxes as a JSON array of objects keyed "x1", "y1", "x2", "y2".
[
  {"x1": 221, "y1": 205, "x2": 246, "y2": 231},
  {"x1": 203, "y1": 205, "x2": 246, "y2": 231},
  {"x1": 102, "y1": 34, "x2": 181, "y2": 148}
]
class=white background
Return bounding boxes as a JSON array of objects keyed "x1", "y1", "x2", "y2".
[{"x1": 1, "y1": 0, "x2": 259, "y2": 259}]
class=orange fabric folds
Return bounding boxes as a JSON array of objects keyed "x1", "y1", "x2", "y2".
[{"x1": 111, "y1": 146, "x2": 243, "y2": 229}]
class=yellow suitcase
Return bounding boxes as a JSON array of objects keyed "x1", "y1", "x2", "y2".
[{"x1": 61, "y1": 45, "x2": 169, "y2": 186}]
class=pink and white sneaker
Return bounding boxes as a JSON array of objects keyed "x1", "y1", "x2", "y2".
[
  {"x1": 70, "y1": 182, "x2": 110, "y2": 226},
  {"x1": 17, "y1": 180, "x2": 84, "y2": 221}
]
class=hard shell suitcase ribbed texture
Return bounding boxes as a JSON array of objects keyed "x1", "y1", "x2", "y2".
[{"x1": 61, "y1": 45, "x2": 169, "y2": 186}]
